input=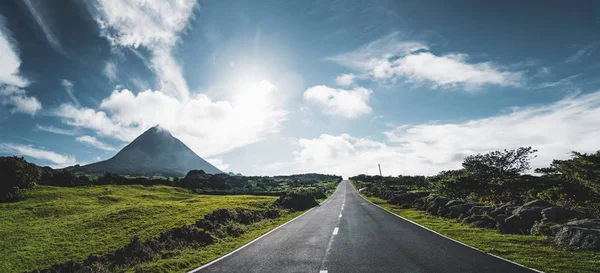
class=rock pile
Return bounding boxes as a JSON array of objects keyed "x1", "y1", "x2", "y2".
[{"x1": 379, "y1": 188, "x2": 595, "y2": 250}]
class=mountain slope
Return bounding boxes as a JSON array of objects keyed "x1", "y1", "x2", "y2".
[{"x1": 68, "y1": 125, "x2": 221, "y2": 176}]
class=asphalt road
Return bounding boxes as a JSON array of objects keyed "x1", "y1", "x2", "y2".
[{"x1": 192, "y1": 180, "x2": 538, "y2": 273}]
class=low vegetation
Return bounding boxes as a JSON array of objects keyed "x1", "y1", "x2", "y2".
[
  {"x1": 351, "y1": 147, "x2": 600, "y2": 272},
  {"x1": 0, "y1": 157, "x2": 341, "y2": 273}
]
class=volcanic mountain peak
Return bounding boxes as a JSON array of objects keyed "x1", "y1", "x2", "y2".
[{"x1": 67, "y1": 125, "x2": 221, "y2": 176}]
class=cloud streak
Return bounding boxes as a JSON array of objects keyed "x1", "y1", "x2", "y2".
[
  {"x1": 76, "y1": 135, "x2": 116, "y2": 151},
  {"x1": 0, "y1": 143, "x2": 76, "y2": 167},
  {"x1": 23, "y1": 0, "x2": 64, "y2": 53}
]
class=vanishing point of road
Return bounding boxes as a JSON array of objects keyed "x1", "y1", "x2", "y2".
[{"x1": 191, "y1": 180, "x2": 538, "y2": 273}]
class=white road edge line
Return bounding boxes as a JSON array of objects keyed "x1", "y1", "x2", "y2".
[
  {"x1": 333, "y1": 227, "x2": 339, "y2": 235},
  {"x1": 187, "y1": 183, "x2": 342, "y2": 273},
  {"x1": 350, "y1": 181, "x2": 545, "y2": 273}
]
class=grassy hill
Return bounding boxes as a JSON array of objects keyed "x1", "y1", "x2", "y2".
[{"x1": 0, "y1": 185, "x2": 278, "y2": 273}]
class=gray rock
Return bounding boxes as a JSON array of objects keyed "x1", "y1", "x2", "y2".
[
  {"x1": 513, "y1": 207, "x2": 544, "y2": 232},
  {"x1": 522, "y1": 199, "x2": 553, "y2": 208},
  {"x1": 433, "y1": 196, "x2": 451, "y2": 207},
  {"x1": 446, "y1": 200, "x2": 465, "y2": 207},
  {"x1": 468, "y1": 206, "x2": 493, "y2": 215},
  {"x1": 449, "y1": 204, "x2": 473, "y2": 214},
  {"x1": 504, "y1": 205, "x2": 519, "y2": 215},
  {"x1": 495, "y1": 214, "x2": 508, "y2": 231},
  {"x1": 496, "y1": 215, "x2": 524, "y2": 234},
  {"x1": 541, "y1": 207, "x2": 585, "y2": 223},
  {"x1": 387, "y1": 192, "x2": 430, "y2": 205},
  {"x1": 552, "y1": 219, "x2": 600, "y2": 250}
]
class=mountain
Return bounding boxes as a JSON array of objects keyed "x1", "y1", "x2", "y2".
[{"x1": 67, "y1": 125, "x2": 221, "y2": 176}]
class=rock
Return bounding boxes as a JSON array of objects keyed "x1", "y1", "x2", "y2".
[
  {"x1": 387, "y1": 192, "x2": 426, "y2": 205},
  {"x1": 541, "y1": 207, "x2": 585, "y2": 223},
  {"x1": 414, "y1": 192, "x2": 430, "y2": 198},
  {"x1": 552, "y1": 219, "x2": 600, "y2": 250},
  {"x1": 501, "y1": 215, "x2": 522, "y2": 234},
  {"x1": 437, "y1": 206, "x2": 450, "y2": 217},
  {"x1": 446, "y1": 200, "x2": 465, "y2": 207},
  {"x1": 530, "y1": 221, "x2": 559, "y2": 236},
  {"x1": 467, "y1": 206, "x2": 493, "y2": 216},
  {"x1": 513, "y1": 207, "x2": 544, "y2": 232},
  {"x1": 495, "y1": 214, "x2": 508, "y2": 231},
  {"x1": 449, "y1": 204, "x2": 473, "y2": 214},
  {"x1": 465, "y1": 215, "x2": 496, "y2": 228},
  {"x1": 433, "y1": 196, "x2": 451, "y2": 207},
  {"x1": 504, "y1": 205, "x2": 519, "y2": 215},
  {"x1": 522, "y1": 199, "x2": 553, "y2": 208},
  {"x1": 426, "y1": 203, "x2": 439, "y2": 214}
]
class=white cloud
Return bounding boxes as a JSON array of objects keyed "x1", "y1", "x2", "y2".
[
  {"x1": 269, "y1": 91, "x2": 600, "y2": 177},
  {"x1": 0, "y1": 18, "x2": 41, "y2": 115},
  {"x1": 0, "y1": 20, "x2": 28, "y2": 87},
  {"x1": 335, "y1": 73, "x2": 356, "y2": 86},
  {"x1": 0, "y1": 86, "x2": 42, "y2": 115},
  {"x1": 393, "y1": 52, "x2": 522, "y2": 89},
  {"x1": 35, "y1": 124, "x2": 78, "y2": 136},
  {"x1": 90, "y1": 0, "x2": 197, "y2": 101},
  {"x1": 330, "y1": 33, "x2": 522, "y2": 89},
  {"x1": 304, "y1": 85, "x2": 372, "y2": 119},
  {"x1": 206, "y1": 158, "x2": 230, "y2": 171},
  {"x1": 54, "y1": 80, "x2": 287, "y2": 157},
  {"x1": 60, "y1": 79, "x2": 79, "y2": 106},
  {"x1": 104, "y1": 61, "x2": 117, "y2": 82},
  {"x1": 76, "y1": 135, "x2": 116, "y2": 151},
  {"x1": 0, "y1": 143, "x2": 76, "y2": 168}
]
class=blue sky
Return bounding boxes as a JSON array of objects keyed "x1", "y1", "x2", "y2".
[{"x1": 1, "y1": 0, "x2": 600, "y2": 177}]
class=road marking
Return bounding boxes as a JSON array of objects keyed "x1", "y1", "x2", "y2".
[
  {"x1": 338, "y1": 213, "x2": 342, "y2": 218},
  {"x1": 319, "y1": 270, "x2": 328, "y2": 273},
  {"x1": 333, "y1": 227, "x2": 339, "y2": 235}
]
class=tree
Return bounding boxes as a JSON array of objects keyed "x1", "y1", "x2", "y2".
[
  {"x1": 462, "y1": 147, "x2": 537, "y2": 181},
  {"x1": 0, "y1": 157, "x2": 40, "y2": 202},
  {"x1": 536, "y1": 151, "x2": 600, "y2": 194}
]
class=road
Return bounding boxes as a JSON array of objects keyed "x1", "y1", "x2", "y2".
[{"x1": 192, "y1": 180, "x2": 538, "y2": 273}]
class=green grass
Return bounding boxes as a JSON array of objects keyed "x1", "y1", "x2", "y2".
[
  {"x1": 0, "y1": 185, "x2": 278, "y2": 273},
  {"x1": 359, "y1": 194, "x2": 600, "y2": 273}
]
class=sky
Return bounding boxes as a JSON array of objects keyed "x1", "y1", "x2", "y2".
[{"x1": 1, "y1": 0, "x2": 600, "y2": 177}]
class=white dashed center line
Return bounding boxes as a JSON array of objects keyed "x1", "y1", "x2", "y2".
[
  {"x1": 319, "y1": 270, "x2": 328, "y2": 273},
  {"x1": 338, "y1": 213, "x2": 342, "y2": 218},
  {"x1": 333, "y1": 227, "x2": 339, "y2": 235}
]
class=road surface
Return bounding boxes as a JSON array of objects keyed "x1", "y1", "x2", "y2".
[{"x1": 192, "y1": 180, "x2": 538, "y2": 273}]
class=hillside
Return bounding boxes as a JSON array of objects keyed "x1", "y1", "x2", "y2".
[
  {"x1": 0, "y1": 185, "x2": 277, "y2": 273},
  {"x1": 67, "y1": 125, "x2": 221, "y2": 176}
]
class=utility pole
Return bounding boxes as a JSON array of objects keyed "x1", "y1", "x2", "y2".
[{"x1": 378, "y1": 163, "x2": 382, "y2": 176}]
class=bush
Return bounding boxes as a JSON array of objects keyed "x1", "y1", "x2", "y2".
[
  {"x1": 272, "y1": 191, "x2": 319, "y2": 211},
  {"x1": 0, "y1": 156, "x2": 40, "y2": 202}
]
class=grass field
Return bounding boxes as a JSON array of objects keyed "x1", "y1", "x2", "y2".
[
  {"x1": 0, "y1": 185, "x2": 279, "y2": 273},
  {"x1": 358, "y1": 194, "x2": 600, "y2": 273}
]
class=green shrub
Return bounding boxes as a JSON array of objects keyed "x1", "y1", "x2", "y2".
[{"x1": 0, "y1": 156, "x2": 40, "y2": 202}]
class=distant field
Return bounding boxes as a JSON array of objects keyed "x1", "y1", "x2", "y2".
[
  {"x1": 0, "y1": 185, "x2": 278, "y2": 273},
  {"x1": 361, "y1": 195, "x2": 600, "y2": 273}
]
